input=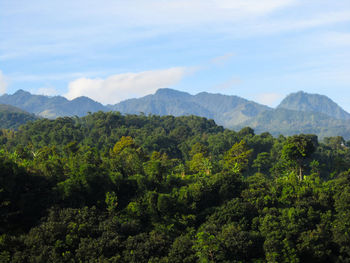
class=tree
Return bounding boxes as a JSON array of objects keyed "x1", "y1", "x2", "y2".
[
  {"x1": 252, "y1": 152, "x2": 271, "y2": 174},
  {"x1": 281, "y1": 135, "x2": 317, "y2": 180},
  {"x1": 223, "y1": 140, "x2": 252, "y2": 174},
  {"x1": 110, "y1": 136, "x2": 144, "y2": 177},
  {"x1": 188, "y1": 143, "x2": 212, "y2": 176}
]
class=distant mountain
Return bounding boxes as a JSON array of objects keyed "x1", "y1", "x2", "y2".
[
  {"x1": 2, "y1": 88, "x2": 350, "y2": 139},
  {"x1": 277, "y1": 91, "x2": 350, "y2": 120},
  {"x1": 234, "y1": 108, "x2": 350, "y2": 139},
  {"x1": 0, "y1": 90, "x2": 107, "y2": 118},
  {"x1": 0, "y1": 104, "x2": 38, "y2": 129},
  {"x1": 109, "y1": 88, "x2": 271, "y2": 127}
]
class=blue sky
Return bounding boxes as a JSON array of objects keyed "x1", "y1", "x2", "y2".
[{"x1": 1, "y1": 0, "x2": 350, "y2": 110}]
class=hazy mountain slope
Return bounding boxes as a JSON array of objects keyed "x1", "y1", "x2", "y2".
[
  {"x1": 2, "y1": 88, "x2": 350, "y2": 139},
  {"x1": 0, "y1": 90, "x2": 107, "y2": 118},
  {"x1": 110, "y1": 90, "x2": 214, "y2": 118},
  {"x1": 235, "y1": 108, "x2": 350, "y2": 139},
  {"x1": 277, "y1": 91, "x2": 350, "y2": 120},
  {"x1": 110, "y1": 88, "x2": 271, "y2": 126},
  {"x1": 191, "y1": 92, "x2": 271, "y2": 126},
  {"x1": 0, "y1": 104, "x2": 38, "y2": 129}
]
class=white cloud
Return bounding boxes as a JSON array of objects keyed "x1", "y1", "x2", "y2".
[
  {"x1": 0, "y1": 0, "x2": 298, "y2": 58},
  {"x1": 6, "y1": 0, "x2": 296, "y2": 26},
  {"x1": 211, "y1": 53, "x2": 235, "y2": 66},
  {"x1": 65, "y1": 67, "x2": 189, "y2": 104},
  {"x1": 270, "y1": 11, "x2": 350, "y2": 33},
  {"x1": 2, "y1": 0, "x2": 350, "y2": 62},
  {"x1": 0, "y1": 71, "x2": 8, "y2": 94},
  {"x1": 117, "y1": 0, "x2": 297, "y2": 26},
  {"x1": 255, "y1": 93, "x2": 283, "y2": 107},
  {"x1": 34, "y1": 86, "x2": 59, "y2": 96}
]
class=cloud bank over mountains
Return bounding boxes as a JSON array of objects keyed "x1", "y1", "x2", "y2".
[{"x1": 65, "y1": 67, "x2": 189, "y2": 104}]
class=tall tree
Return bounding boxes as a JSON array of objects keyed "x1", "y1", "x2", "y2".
[{"x1": 281, "y1": 134, "x2": 317, "y2": 180}]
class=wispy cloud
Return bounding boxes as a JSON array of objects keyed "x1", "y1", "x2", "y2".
[
  {"x1": 65, "y1": 67, "x2": 190, "y2": 104},
  {"x1": 2, "y1": 0, "x2": 296, "y2": 26},
  {"x1": 266, "y1": 11, "x2": 350, "y2": 34},
  {"x1": 8, "y1": 71, "x2": 109, "y2": 82},
  {"x1": 317, "y1": 32, "x2": 350, "y2": 47},
  {"x1": 0, "y1": 0, "x2": 299, "y2": 60},
  {"x1": 1, "y1": 0, "x2": 349, "y2": 62},
  {"x1": 211, "y1": 53, "x2": 235, "y2": 66},
  {"x1": 0, "y1": 71, "x2": 8, "y2": 94},
  {"x1": 32, "y1": 86, "x2": 60, "y2": 96},
  {"x1": 217, "y1": 10, "x2": 350, "y2": 38}
]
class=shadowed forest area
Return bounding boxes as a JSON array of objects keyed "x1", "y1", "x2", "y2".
[{"x1": 1, "y1": 111, "x2": 350, "y2": 262}]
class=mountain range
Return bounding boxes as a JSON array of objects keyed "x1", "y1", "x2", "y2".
[
  {"x1": 109, "y1": 88, "x2": 271, "y2": 127},
  {"x1": 0, "y1": 89, "x2": 105, "y2": 119},
  {"x1": 1, "y1": 88, "x2": 350, "y2": 139}
]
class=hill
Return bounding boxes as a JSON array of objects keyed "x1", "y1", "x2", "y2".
[
  {"x1": 0, "y1": 104, "x2": 38, "y2": 129},
  {"x1": 2, "y1": 110, "x2": 350, "y2": 262},
  {"x1": 0, "y1": 90, "x2": 106, "y2": 118}
]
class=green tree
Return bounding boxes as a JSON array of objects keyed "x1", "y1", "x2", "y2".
[
  {"x1": 281, "y1": 135, "x2": 317, "y2": 180},
  {"x1": 111, "y1": 136, "x2": 145, "y2": 177},
  {"x1": 223, "y1": 140, "x2": 253, "y2": 174},
  {"x1": 252, "y1": 152, "x2": 271, "y2": 174}
]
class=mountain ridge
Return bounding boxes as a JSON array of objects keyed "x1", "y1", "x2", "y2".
[
  {"x1": 1, "y1": 88, "x2": 350, "y2": 139},
  {"x1": 233, "y1": 107, "x2": 350, "y2": 139},
  {"x1": 109, "y1": 88, "x2": 271, "y2": 127},
  {"x1": 0, "y1": 89, "x2": 106, "y2": 118},
  {"x1": 277, "y1": 90, "x2": 350, "y2": 120}
]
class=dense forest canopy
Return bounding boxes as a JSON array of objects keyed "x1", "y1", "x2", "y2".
[{"x1": 1, "y1": 111, "x2": 350, "y2": 262}]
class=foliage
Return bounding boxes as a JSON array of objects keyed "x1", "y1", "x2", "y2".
[{"x1": 1, "y1": 111, "x2": 350, "y2": 262}]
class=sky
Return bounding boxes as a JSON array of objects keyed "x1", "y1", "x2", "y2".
[{"x1": 1, "y1": 0, "x2": 350, "y2": 110}]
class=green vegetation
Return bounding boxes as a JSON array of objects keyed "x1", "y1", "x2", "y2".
[
  {"x1": 0, "y1": 104, "x2": 37, "y2": 129},
  {"x1": 1, "y1": 111, "x2": 350, "y2": 262}
]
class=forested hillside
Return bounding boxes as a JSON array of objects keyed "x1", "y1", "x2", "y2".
[
  {"x1": 1, "y1": 111, "x2": 350, "y2": 262},
  {"x1": 0, "y1": 104, "x2": 37, "y2": 129}
]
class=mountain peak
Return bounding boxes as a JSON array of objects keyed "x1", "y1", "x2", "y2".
[
  {"x1": 155, "y1": 88, "x2": 190, "y2": 97},
  {"x1": 71, "y1": 96, "x2": 94, "y2": 102},
  {"x1": 277, "y1": 91, "x2": 350, "y2": 120},
  {"x1": 13, "y1": 89, "x2": 31, "y2": 96},
  {"x1": 0, "y1": 90, "x2": 106, "y2": 118},
  {"x1": 154, "y1": 88, "x2": 191, "y2": 99}
]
